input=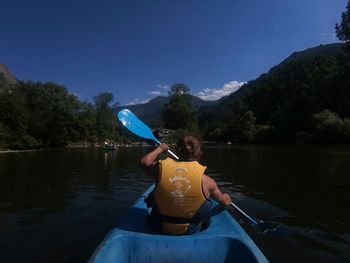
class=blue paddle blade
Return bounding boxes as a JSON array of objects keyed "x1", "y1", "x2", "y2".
[{"x1": 118, "y1": 109, "x2": 160, "y2": 144}]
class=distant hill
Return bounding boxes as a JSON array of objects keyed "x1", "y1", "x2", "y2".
[
  {"x1": 115, "y1": 95, "x2": 219, "y2": 127},
  {"x1": 198, "y1": 42, "x2": 349, "y2": 142},
  {"x1": 0, "y1": 64, "x2": 18, "y2": 88},
  {"x1": 115, "y1": 96, "x2": 169, "y2": 127},
  {"x1": 114, "y1": 44, "x2": 344, "y2": 129},
  {"x1": 280, "y1": 43, "x2": 342, "y2": 65},
  {"x1": 199, "y1": 43, "x2": 344, "y2": 125}
]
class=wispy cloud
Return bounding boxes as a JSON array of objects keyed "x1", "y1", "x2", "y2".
[
  {"x1": 125, "y1": 84, "x2": 169, "y2": 106},
  {"x1": 196, "y1": 81, "x2": 246, "y2": 101},
  {"x1": 69, "y1": 92, "x2": 80, "y2": 98},
  {"x1": 157, "y1": 84, "x2": 169, "y2": 92},
  {"x1": 149, "y1": 90, "x2": 162, "y2": 96},
  {"x1": 125, "y1": 98, "x2": 150, "y2": 106},
  {"x1": 147, "y1": 84, "x2": 169, "y2": 98}
]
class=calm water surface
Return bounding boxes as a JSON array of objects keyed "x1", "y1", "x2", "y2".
[{"x1": 0, "y1": 145, "x2": 349, "y2": 263}]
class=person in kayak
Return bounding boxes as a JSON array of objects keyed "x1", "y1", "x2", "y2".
[{"x1": 140, "y1": 135, "x2": 231, "y2": 235}]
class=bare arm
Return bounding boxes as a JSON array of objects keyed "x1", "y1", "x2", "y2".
[
  {"x1": 140, "y1": 143, "x2": 169, "y2": 177},
  {"x1": 203, "y1": 174, "x2": 231, "y2": 206}
]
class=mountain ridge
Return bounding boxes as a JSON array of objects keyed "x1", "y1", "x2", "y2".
[
  {"x1": 0, "y1": 63, "x2": 18, "y2": 88},
  {"x1": 114, "y1": 95, "x2": 220, "y2": 126},
  {"x1": 116, "y1": 43, "x2": 343, "y2": 128}
]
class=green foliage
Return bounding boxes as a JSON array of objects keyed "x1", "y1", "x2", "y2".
[
  {"x1": 93, "y1": 92, "x2": 119, "y2": 143},
  {"x1": 311, "y1": 110, "x2": 350, "y2": 143},
  {"x1": 206, "y1": 128, "x2": 224, "y2": 142},
  {"x1": 168, "y1": 83, "x2": 190, "y2": 95},
  {"x1": 335, "y1": 0, "x2": 350, "y2": 57},
  {"x1": 0, "y1": 82, "x2": 123, "y2": 149},
  {"x1": 162, "y1": 84, "x2": 198, "y2": 131},
  {"x1": 225, "y1": 111, "x2": 256, "y2": 143},
  {"x1": 200, "y1": 53, "x2": 350, "y2": 143},
  {"x1": 0, "y1": 87, "x2": 29, "y2": 149},
  {"x1": 254, "y1": 124, "x2": 274, "y2": 143},
  {"x1": 343, "y1": 118, "x2": 350, "y2": 142}
]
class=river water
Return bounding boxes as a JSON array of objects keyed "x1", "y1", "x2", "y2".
[{"x1": 0, "y1": 145, "x2": 349, "y2": 263}]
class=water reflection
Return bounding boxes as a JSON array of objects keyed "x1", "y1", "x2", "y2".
[
  {"x1": 0, "y1": 145, "x2": 349, "y2": 263},
  {"x1": 203, "y1": 144, "x2": 350, "y2": 262}
]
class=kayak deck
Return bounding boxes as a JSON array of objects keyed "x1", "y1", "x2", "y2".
[{"x1": 89, "y1": 185, "x2": 269, "y2": 263}]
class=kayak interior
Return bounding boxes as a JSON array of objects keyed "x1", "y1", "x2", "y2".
[
  {"x1": 88, "y1": 185, "x2": 268, "y2": 263},
  {"x1": 93, "y1": 235, "x2": 261, "y2": 263}
]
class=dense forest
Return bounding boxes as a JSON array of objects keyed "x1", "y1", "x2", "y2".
[
  {"x1": 0, "y1": 79, "x2": 126, "y2": 149},
  {"x1": 199, "y1": 47, "x2": 350, "y2": 143},
  {"x1": 1, "y1": 1, "x2": 350, "y2": 149}
]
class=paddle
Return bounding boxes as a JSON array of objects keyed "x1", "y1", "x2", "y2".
[
  {"x1": 229, "y1": 201, "x2": 282, "y2": 234},
  {"x1": 117, "y1": 109, "x2": 179, "y2": 160},
  {"x1": 230, "y1": 202, "x2": 258, "y2": 225}
]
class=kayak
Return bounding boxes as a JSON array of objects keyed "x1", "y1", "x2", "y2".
[
  {"x1": 88, "y1": 185, "x2": 269, "y2": 263},
  {"x1": 103, "y1": 144, "x2": 117, "y2": 150}
]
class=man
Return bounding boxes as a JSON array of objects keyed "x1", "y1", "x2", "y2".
[{"x1": 140, "y1": 135, "x2": 231, "y2": 235}]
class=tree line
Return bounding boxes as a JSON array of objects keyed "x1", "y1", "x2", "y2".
[
  {"x1": 0, "y1": 81, "x2": 125, "y2": 149},
  {"x1": 162, "y1": 55, "x2": 350, "y2": 144}
]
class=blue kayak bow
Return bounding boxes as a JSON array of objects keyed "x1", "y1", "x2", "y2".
[{"x1": 118, "y1": 109, "x2": 179, "y2": 160}]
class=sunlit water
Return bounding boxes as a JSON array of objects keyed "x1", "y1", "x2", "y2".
[{"x1": 0, "y1": 145, "x2": 349, "y2": 263}]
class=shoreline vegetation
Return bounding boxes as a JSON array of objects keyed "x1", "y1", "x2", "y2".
[
  {"x1": 0, "y1": 141, "x2": 155, "y2": 153},
  {"x1": 1, "y1": 140, "x2": 346, "y2": 154},
  {"x1": 0, "y1": 140, "x2": 231, "y2": 153}
]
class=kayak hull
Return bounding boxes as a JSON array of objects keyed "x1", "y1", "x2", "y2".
[{"x1": 89, "y1": 185, "x2": 269, "y2": 263}]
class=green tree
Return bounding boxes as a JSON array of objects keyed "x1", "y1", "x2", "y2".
[
  {"x1": 335, "y1": 0, "x2": 350, "y2": 58},
  {"x1": 0, "y1": 88, "x2": 30, "y2": 149},
  {"x1": 225, "y1": 111, "x2": 256, "y2": 142},
  {"x1": 93, "y1": 92, "x2": 118, "y2": 143},
  {"x1": 72, "y1": 101, "x2": 97, "y2": 144},
  {"x1": 0, "y1": 80, "x2": 125, "y2": 149},
  {"x1": 168, "y1": 83, "x2": 190, "y2": 95},
  {"x1": 311, "y1": 109, "x2": 345, "y2": 143},
  {"x1": 162, "y1": 83, "x2": 198, "y2": 131},
  {"x1": 0, "y1": 81, "x2": 89, "y2": 148},
  {"x1": 343, "y1": 118, "x2": 350, "y2": 142},
  {"x1": 23, "y1": 81, "x2": 82, "y2": 147}
]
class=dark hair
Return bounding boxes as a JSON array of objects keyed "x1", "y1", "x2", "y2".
[{"x1": 176, "y1": 135, "x2": 202, "y2": 161}]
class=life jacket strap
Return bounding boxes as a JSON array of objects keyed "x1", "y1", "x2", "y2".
[
  {"x1": 145, "y1": 191, "x2": 212, "y2": 225},
  {"x1": 154, "y1": 210, "x2": 202, "y2": 224}
]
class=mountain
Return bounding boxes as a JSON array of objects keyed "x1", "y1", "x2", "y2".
[
  {"x1": 280, "y1": 43, "x2": 343, "y2": 65},
  {"x1": 198, "y1": 42, "x2": 349, "y2": 142},
  {"x1": 0, "y1": 64, "x2": 18, "y2": 88},
  {"x1": 199, "y1": 43, "x2": 344, "y2": 123},
  {"x1": 115, "y1": 95, "x2": 219, "y2": 127},
  {"x1": 115, "y1": 96, "x2": 169, "y2": 126},
  {"x1": 114, "y1": 43, "x2": 344, "y2": 129}
]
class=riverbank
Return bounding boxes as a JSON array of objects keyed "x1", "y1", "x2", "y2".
[
  {"x1": 0, "y1": 143, "x2": 91, "y2": 154},
  {"x1": 0, "y1": 142, "x2": 151, "y2": 154},
  {"x1": 0, "y1": 149, "x2": 44, "y2": 154}
]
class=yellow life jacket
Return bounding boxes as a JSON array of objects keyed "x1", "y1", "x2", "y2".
[{"x1": 153, "y1": 157, "x2": 207, "y2": 235}]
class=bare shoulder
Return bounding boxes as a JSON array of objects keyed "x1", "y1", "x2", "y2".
[{"x1": 202, "y1": 174, "x2": 218, "y2": 192}]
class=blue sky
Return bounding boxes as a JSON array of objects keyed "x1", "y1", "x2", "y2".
[{"x1": 0, "y1": 0, "x2": 346, "y2": 105}]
